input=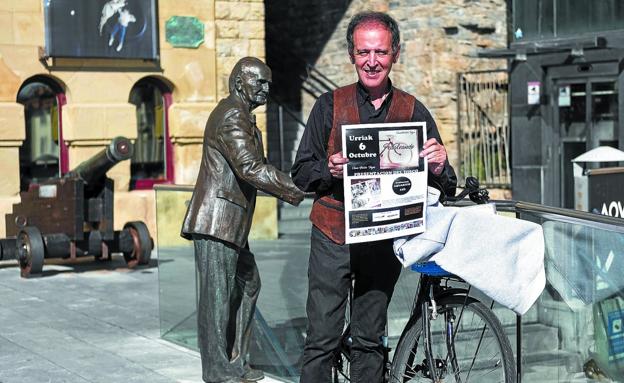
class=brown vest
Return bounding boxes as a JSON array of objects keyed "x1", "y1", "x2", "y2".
[{"x1": 310, "y1": 83, "x2": 416, "y2": 244}]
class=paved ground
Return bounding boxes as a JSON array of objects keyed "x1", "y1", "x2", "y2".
[
  {"x1": 0, "y1": 254, "x2": 285, "y2": 383},
  {"x1": 0, "y1": 233, "x2": 560, "y2": 383}
]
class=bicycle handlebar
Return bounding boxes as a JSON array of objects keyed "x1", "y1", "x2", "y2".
[{"x1": 444, "y1": 176, "x2": 490, "y2": 205}]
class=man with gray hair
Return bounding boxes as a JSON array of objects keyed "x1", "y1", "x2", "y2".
[
  {"x1": 182, "y1": 56, "x2": 304, "y2": 383},
  {"x1": 292, "y1": 11, "x2": 456, "y2": 382}
]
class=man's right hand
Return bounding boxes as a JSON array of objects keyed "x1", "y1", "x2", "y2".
[{"x1": 328, "y1": 151, "x2": 349, "y2": 179}]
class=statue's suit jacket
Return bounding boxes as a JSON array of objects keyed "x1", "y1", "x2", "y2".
[{"x1": 181, "y1": 93, "x2": 301, "y2": 248}]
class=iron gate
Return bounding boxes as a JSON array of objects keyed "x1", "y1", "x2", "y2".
[{"x1": 457, "y1": 70, "x2": 511, "y2": 188}]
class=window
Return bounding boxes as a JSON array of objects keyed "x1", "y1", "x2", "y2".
[
  {"x1": 513, "y1": 0, "x2": 624, "y2": 42},
  {"x1": 128, "y1": 78, "x2": 173, "y2": 189},
  {"x1": 16, "y1": 77, "x2": 67, "y2": 191}
]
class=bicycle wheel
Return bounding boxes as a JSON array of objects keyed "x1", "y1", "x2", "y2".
[{"x1": 390, "y1": 296, "x2": 516, "y2": 383}]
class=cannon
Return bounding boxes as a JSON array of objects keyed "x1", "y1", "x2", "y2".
[{"x1": 0, "y1": 136, "x2": 153, "y2": 277}]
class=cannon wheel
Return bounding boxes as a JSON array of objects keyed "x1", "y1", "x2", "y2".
[
  {"x1": 123, "y1": 221, "x2": 152, "y2": 268},
  {"x1": 17, "y1": 226, "x2": 45, "y2": 278}
]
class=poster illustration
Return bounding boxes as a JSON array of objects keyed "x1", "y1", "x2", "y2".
[{"x1": 44, "y1": 0, "x2": 159, "y2": 59}]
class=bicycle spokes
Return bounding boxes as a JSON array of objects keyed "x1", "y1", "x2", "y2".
[{"x1": 391, "y1": 298, "x2": 513, "y2": 383}]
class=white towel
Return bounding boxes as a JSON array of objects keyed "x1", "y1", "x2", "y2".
[{"x1": 394, "y1": 202, "x2": 546, "y2": 315}]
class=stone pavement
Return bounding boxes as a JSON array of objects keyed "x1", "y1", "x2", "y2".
[{"x1": 0, "y1": 255, "x2": 285, "y2": 383}]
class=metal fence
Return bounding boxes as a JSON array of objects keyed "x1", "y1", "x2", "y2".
[{"x1": 457, "y1": 70, "x2": 511, "y2": 188}]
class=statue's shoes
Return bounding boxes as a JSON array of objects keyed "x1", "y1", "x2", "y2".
[{"x1": 242, "y1": 368, "x2": 264, "y2": 381}]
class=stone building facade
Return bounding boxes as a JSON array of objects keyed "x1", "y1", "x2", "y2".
[
  {"x1": 0, "y1": 0, "x2": 510, "y2": 241},
  {"x1": 267, "y1": 0, "x2": 508, "y2": 184},
  {"x1": 0, "y1": 0, "x2": 269, "y2": 238}
]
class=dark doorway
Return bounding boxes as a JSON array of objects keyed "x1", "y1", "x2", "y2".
[{"x1": 547, "y1": 62, "x2": 621, "y2": 208}]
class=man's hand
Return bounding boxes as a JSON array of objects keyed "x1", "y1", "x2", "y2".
[
  {"x1": 291, "y1": 189, "x2": 305, "y2": 206},
  {"x1": 328, "y1": 151, "x2": 349, "y2": 179},
  {"x1": 420, "y1": 138, "x2": 447, "y2": 175}
]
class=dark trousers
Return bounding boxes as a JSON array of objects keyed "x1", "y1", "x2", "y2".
[
  {"x1": 300, "y1": 226, "x2": 402, "y2": 383},
  {"x1": 193, "y1": 235, "x2": 261, "y2": 383}
]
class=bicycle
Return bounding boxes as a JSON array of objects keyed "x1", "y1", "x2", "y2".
[
  {"x1": 389, "y1": 177, "x2": 517, "y2": 383},
  {"x1": 332, "y1": 177, "x2": 516, "y2": 383}
]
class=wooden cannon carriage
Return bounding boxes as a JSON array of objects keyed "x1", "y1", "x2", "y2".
[{"x1": 0, "y1": 137, "x2": 152, "y2": 277}]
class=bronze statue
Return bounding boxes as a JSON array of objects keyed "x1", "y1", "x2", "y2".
[{"x1": 181, "y1": 57, "x2": 304, "y2": 383}]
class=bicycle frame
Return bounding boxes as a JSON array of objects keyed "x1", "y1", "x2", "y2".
[{"x1": 407, "y1": 273, "x2": 473, "y2": 382}]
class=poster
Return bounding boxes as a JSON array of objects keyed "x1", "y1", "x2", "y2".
[
  {"x1": 44, "y1": 0, "x2": 159, "y2": 60},
  {"x1": 342, "y1": 122, "x2": 427, "y2": 244},
  {"x1": 559, "y1": 85, "x2": 571, "y2": 107},
  {"x1": 528, "y1": 81, "x2": 541, "y2": 105}
]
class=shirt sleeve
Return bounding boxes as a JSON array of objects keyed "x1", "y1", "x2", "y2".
[
  {"x1": 290, "y1": 92, "x2": 335, "y2": 193},
  {"x1": 413, "y1": 100, "x2": 458, "y2": 197}
]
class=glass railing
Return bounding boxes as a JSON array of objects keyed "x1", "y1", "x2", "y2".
[
  {"x1": 156, "y1": 186, "x2": 624, "y2": 382},
  {"x1": 155, "y1": 185, "x2": 198, "y2": 350},
  {"x1": 512, "y1": 202, "x2": 624, "y2": 382}
]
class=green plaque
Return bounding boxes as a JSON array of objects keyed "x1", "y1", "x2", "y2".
[{"x1": 165, "y1": 16, "x2": 205, "y2": 48}]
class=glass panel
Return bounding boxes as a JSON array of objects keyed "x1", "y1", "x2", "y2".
[
  {"x1": 559, "y1": 0, "x2": 624, "y2": 36},
  {"x1": 559, "y1": 83, "x2": 587, "y2": 208},
  {"x1": 557, "y1": 0, "x2": 591, "y2": 37},
  {"x1": 17, "y1": 82, "x2": 60, "y2": 191},
  {"x1": 513, "y1": 0, "x2": 554, "y2": 41},
  {"x1": 589, "y1": 0, "x2": 624, "y2": 31},
  {"x1": 129, "y1": 82, "x2": 166, "y2": 186},
  {"x1": 592, "y1": 81, "x2": 619, "y2": 148},
  {"x1": 542, "y1": 0, "x2": 555, "y2": 38},
  {"x1": 157, "y1": 188, "x2": 624, "y2": 382},
  {"x1": 560, "y1": 83, "x2": 587, "y2": 140},
  {"x1": 156, "y1": 187, "x2": 308, "y2": 381},
  {"x1": 518, "y1": 209, "x2": 624, "y2": 382},
  {"x1": 513, "y1": 0, "x2": 624, "y2": 41},
  {"x1": 155, "y1": 187, "x2": 443, "y2": 381},
  {"x1": 156, "y1": 187, "x2": 198, "y2": 350}
]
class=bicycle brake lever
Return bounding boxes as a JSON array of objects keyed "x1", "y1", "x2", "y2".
[{"x1": 469, "y1": 189, "x2": 490, "y2": 204}]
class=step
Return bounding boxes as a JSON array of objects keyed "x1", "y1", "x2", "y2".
[
  {"x1": 522, "y1": 350, "x2": 624, "y2": 382},
  {"x1": 512, "y1": 323, "x2": 560, "y2": 354},
  {"x1": 523, "y1": 349, "x2": 584, "y2": 374},
  {"x1": 389, "y1": 320, "x2": 558, "y2": 358},
  {"x1": 521, "y1": 364, "x2": 593, "y2": 383}
]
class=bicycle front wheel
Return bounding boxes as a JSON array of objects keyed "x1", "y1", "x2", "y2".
[{"x1": 390, "y1": 296, "x2": 516, "y2": 383}]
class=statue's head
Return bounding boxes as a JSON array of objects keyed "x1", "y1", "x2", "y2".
[{"x1": 229, "y1": 57, "x2": 272, "y2": 110}]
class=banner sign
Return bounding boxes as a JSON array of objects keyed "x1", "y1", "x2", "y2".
[{"x1": 44, "y1": 0, "x2": 159, "y2": 60}]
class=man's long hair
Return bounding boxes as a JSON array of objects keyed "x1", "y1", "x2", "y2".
[{"x1": 346, "y1": 11, "x2": 400, "y2": 56}]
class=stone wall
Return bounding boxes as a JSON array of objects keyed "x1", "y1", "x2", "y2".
[
  {"x1": 214, "y1": 0, "x2": 269, "y2": 152},
  {"x1": 266, "y1": 0, "x2": 508, "y2": 171}
]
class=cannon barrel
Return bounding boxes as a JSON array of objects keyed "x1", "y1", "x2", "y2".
[{"x1": 66, "y1": 136, "x2": 133, "y2": 185}]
